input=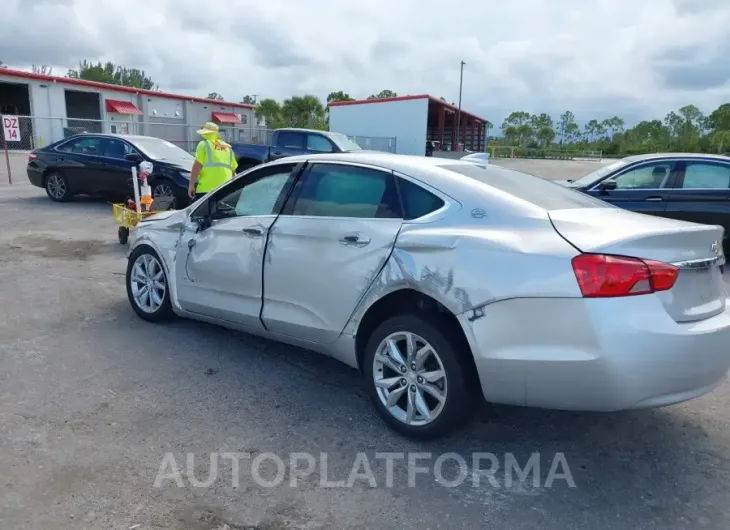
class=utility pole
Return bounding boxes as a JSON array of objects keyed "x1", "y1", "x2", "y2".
[{"x1": 456, "y1": 61, "x2": 465, "y2": 150}]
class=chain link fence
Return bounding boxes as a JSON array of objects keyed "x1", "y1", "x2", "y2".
[{"x1": 1, "y1": 115, "x2": 397, "y2": 155}]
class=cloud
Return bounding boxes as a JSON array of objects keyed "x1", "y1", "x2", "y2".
[{"x1": 1, "y1": 0, "x2": 729, "y2": 127}]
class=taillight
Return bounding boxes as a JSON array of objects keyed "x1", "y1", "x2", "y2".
[
  {"x1": 28, "y1": 154, "x2": 37, "y2": 163},
  {"x1": 571, "y1": 253, "x2": 678, "y2": 298}
]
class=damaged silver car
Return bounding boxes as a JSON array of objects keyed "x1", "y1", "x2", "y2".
[{"x1": 126, "y1": 152, "x2": 730, "y2": 439}]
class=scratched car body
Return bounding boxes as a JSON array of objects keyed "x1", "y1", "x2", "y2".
[{"x1": 125, "y1": 152, "x2": 730, "y2": 439}]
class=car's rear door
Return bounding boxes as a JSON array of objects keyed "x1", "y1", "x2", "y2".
[
  {"x1": 663, "y1": 160, "x2": 730, "y2": 242},
  {"x1": 261, "y1": 161, "x2": 404, "y2": 343},
  {"x1": 53, "y1": 136, "x2": 105, "y2": 193},
  {"x1": 585, "y1": 159, "x2": 678, "y2": 215}
]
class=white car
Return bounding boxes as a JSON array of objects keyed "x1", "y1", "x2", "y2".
[{"x1": 125, "y1": 152, "x2": 730, "y2": 439}]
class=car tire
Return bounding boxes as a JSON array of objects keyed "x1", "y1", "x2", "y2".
[
  {"x1": 45, "y1": 171, "x2": 72, "y2": 202},
  {"x1": 363, "y1": 314, "x2": 474, "y2": 439},
  {"x1": 151, "y1": 178, "x2": 187, "y2": 210},
  {"x1": 126, "y1": 245, "x2": 173, "y2": 322},
  {"x1": 118, "y1": 226, "x2": 129, "y2": 245}
]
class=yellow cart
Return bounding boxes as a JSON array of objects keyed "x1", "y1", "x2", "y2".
[{"x1": 112, "y1": 203, "x2": 161, "y2": 244}]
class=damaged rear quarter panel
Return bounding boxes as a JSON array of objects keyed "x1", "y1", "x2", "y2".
[{"x1": 343, "y1": 214, "x2": 582, "y2": 336}]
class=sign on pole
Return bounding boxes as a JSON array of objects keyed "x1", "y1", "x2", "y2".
[
  {"x1": 2, "y1": 115, "x2": 21, "y2": 142},
  {"x1": 1, "y1": 115, "x2": 19, "y2": 185}
]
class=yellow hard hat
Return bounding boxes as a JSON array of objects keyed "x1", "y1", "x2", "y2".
[{"x1": 196, "y1": 122, "x2": 219, "y2": 135}]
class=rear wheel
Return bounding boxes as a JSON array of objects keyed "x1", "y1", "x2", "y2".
[
  {"x1": 364, "y1": 314, "x2": 473, "y2": 439},
  {"x1": 45, "y1": 172, "x2": 71, "y2": 202}
]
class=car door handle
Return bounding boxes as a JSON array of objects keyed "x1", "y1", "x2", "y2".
[
  {"x1": 339, "y1": 234, "x2": 371, "y2": 247},
  {"x1": 242, "y1": 227, "x2": 263, "y2": 237},
  {"x1": 272, "y1": 151, "x2": 282, "y2": 156},
  {"x1": 645, "y1": 196, "x2": 663, "y2": 201}
]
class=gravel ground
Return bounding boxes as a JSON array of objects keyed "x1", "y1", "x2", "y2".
[{"x1": 1, "y1": 153, "x2": 729, "y2": 530}]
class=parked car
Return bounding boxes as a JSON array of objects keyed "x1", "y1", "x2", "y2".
[
  {"x1": 559, "y1": 153, "x2": 730, "y2": 253},
  {"x1": 125, "y1": 152, "x2": 730, "y2": 439},
  {"x1": 232, "y1": 127, "x2": 364, "y2": 170},
  {"x1": 27, "y1": 134, "x2": 193, "y2": 208}
]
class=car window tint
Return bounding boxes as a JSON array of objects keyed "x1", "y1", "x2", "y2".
[
  {"x1": 277, "y1": 131, "x2": 304, "y2": 149},
  {"x1": 292, "y1": 164, "x2": 401, "y2": 218},
  {"x1": 442, "y1": 163, "x2": 613, "y2": 210},
  {"x1": 306, "y1": 134, "x2": 334, "y2": 153},
  {"x1": 681, "y1": 163, "x2": 730, "y2": 189},
  {"x1": 58, "y1": 137, "x2": 102, "y2": 154},
  {"x1": 611, "y1": 162, "x2": 673, "y2": 189},
  {"x1": 100, "y1": 138, "x2": 132, "y2": 159},
  {"x1": 207, "y1": 165, "x2": 295, "y2": 219},
  {"x1": 397, "y1": 177, "x2": 445, "y2": 219}
]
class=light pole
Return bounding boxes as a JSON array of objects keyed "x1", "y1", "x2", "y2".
[{"x1": 456, "y1": 60, "x2": 465, "y2": 150}]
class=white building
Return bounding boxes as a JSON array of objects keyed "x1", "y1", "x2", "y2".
[
  {"x1": 327, "y1": 94, "x2": 489, "y2": 156},
  {"x1": 0, "y1": 68, "x2": 266, "y2": 150}
]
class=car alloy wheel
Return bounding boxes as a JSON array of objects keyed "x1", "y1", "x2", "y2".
[
  {"x1": 372, "y1": 331, "x2": 448, "y2": 426},
  {"x1": 129, "y1": 253, "x2": 167, "y2": 314},
  {"x1": 153, "y1": 182, "x2": 176, "y2": 209},
  {"x1": 47, "y1": 174, "x2": 67, "y2": 200}
]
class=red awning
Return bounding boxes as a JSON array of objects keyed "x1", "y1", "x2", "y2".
[
  {"x1": 211, "y1": 112, "x2": 242, "y2": 124},
  {"x1": 105, "y1": 99, "x2": 142, "y2": 115}
]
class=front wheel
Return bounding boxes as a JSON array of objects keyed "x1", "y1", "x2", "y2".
[
  {"x1": 126, "y1": 246, "x2": 173, "y2": 322},
  {"x1": 152, "y1": 179, "x2": 187, "y2": 210},
  {"x1": 364, "y1": 314, "x2": 474, "y2": 439}
]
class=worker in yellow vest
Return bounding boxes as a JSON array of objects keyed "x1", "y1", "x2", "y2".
[{"x1": 187, "y1": 122, "x2": 238, "y2": 201}]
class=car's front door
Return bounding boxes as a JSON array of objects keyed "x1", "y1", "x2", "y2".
[
  {"x1": 664, "y1": 160, "x2": 730, "y2": 244},
  {"x1": 585, "y1": 160, "x2": 678, "y2": 215},
  {"x1": 270, "y1": 131, "x2": 306, "y2": 160},
  {"x1": 174, "y1": 162, "x2": 300, "y2": 329},
  {"x1": 96, "y1": 137, "x2": 138, "y2": 196},
  {"x1": 262, "y1": 162, "x2": 404, "y2": 343}
]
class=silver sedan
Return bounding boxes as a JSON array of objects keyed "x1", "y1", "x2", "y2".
[{"x1": 125, "y1": 152, "x2": 730, "y2": 439}]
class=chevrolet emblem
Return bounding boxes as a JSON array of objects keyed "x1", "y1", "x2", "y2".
[{"x1": 711, "y1": 241, "x2": 720, "y2": 254}]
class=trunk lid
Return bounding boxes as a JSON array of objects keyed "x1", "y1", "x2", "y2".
[{"x1": 549, "y1": 208, "x2": 726, "y2": 323}]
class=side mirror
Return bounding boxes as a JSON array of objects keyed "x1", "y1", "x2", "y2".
[
  {"x1": 599, "y1": 179, "x2": 617, "y2": 191},
  {"x1": 125, "y1": 153, "x2": 142, "y2": 163}
]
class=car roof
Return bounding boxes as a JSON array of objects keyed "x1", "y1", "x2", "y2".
[
  {"x1": 623, "y1": 152, "x2": 730, "y2": 163},
  {"x1": 56, "y1": 133, "x2": 164, "y2": 142}
]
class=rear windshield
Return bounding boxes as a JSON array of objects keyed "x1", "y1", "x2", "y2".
[{"x1": 442, "y1": 164, "x2": 612, "y2": 210}]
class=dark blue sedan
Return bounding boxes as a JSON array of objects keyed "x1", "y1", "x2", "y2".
[
  {"x1": 560, "y1": 153, "x2": 730, "y2": 253},
  {"x1": 27, "y1": 134, "x2": 193, "y2": 208}
]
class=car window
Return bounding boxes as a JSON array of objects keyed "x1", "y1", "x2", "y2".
[
  {"x1": 290, "y1": 164, "x2": 401, "y2": 218},
  {"x1": 442, "y1": 163, "x2": 613, "y2": 210},
  {"x1": 610, "y1": 162, "x2": 673, "y2": 189},
  {"x1": 277, "y1": 131, "x2": 305, "y2": 149},
  {"x1": 58, "y1": 137, "x2": 102, "y2": 155},
  {"x1": 681, "y1": 162, "x2": 730, "y2": 189},
  {"x1": 197, "y1": 164, "x2": 295, "y2": 220},
  {"x1": 397, "y1": 177, "x2": 445, "y2": 220},
  {"x1": 100, "y1": 138, "x2": 133, "y2": 159},
  {"x1": 306, "y1": 134, "x2": 334, "y2": 153}
]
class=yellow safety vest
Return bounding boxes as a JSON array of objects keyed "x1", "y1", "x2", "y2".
[{"x1": 196, "y1": 138, "x2": 235, "y2": 193}]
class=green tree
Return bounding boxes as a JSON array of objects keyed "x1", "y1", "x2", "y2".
[
  {"x1": 367, "y1": 89, "x2": 397, "y2": 100},
  {"x1": 240, "y1": 95, "x2": 257, "y2": 105},
  {"x1": 326, "y1": 91, "x2": 355, "y2": 103},
  {"x1": 502, "y1": 111, "x2": 532, "y2": 145},
  {"x1": 558, "y1": 111, "x2": 576, "y2": 144},
  {"x1": 206, "y1": 92, "x2": 225, "y2": 101},
  {"x1": 280, "y1": 95, "x2": 326, "y2": 129},
  {"x1": 255, "y1": 98, "x2": 282, "y2": 128},
  {"x1": 67, "y1": 60, "x2": 156, "y2": 90},
  {"x1": 707, "y1": 103, "x2": 730, "y2": 131},
  {"x1": 32, "y1": 64, "x2": 52, "y2": 75}
]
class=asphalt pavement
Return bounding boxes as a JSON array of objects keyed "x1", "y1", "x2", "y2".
[{"x1": 1, "y1": 154, "x2": 729, "y2": 529}]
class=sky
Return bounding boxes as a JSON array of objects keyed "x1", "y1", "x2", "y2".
[{"x1": 1, "y1": 0, "x2": 729, "y2": 128}]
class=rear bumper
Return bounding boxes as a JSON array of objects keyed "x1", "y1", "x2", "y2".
[
  {"x1": 459, "y1": 295, "x2": 730, "y2": 411},
  {"x1": 27, "y1": 166, "x2": 43, "y2": 188}
]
